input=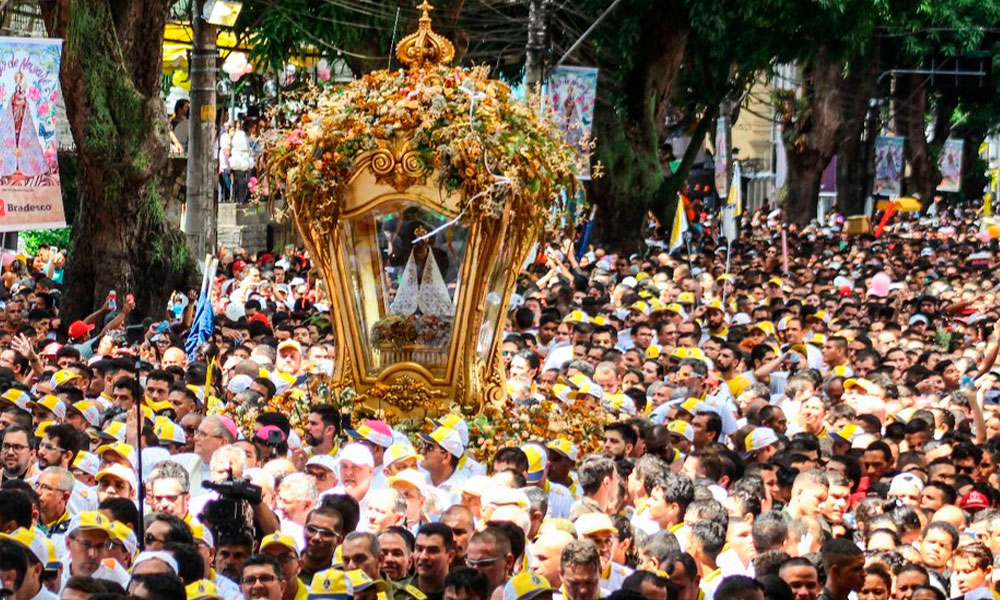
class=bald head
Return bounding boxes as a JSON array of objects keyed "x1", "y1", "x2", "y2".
[
  {"x1": 932, "y1": 505, "x2": 967, "y2": 530},
  {"x1": 162, "y1": 347, "x2": 187, "y2": 369},
  {"x1": 531, "y1": 530, "x2": 576, "y2": 588}
]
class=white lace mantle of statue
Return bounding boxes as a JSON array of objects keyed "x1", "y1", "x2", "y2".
[{"x1": 389, "y1": 247, "x2": 453, "y2": 316}]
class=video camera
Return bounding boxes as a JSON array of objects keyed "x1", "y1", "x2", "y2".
[{"x1": 200, "y1": 479, "x2": 263, "y2": 538}]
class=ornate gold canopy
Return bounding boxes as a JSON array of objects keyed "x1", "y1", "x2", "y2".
[
  {"x1": 266, "y1": 2, "x2": 577, "y2": 421},
  {"x1": 395, "y1": 1, "x2": 455, "y2": 69}
]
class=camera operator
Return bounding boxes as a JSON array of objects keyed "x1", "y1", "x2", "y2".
[{"x1": 193, "y1": 445, "x2": 279, "y2": 545}]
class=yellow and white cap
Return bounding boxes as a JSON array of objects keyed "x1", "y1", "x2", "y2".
[
  {"x1": 109, "y1": 521, "x2": 138, "y2": 557},
  {"x1": 503, "y1": 572, "x2": 555, "y2": 600},
  {"x1": 1, "y1": 527, "x2": 58, "y2": 568},
  {"x1": 69, "y1": 401, "x2": 102, "y2": 428},
  {"x1": 189, "y1": 523, "x2": 215, "y2": 548},
  {"x1": 260, "y1": 531, "x2": 298, "y2": 555},
  {"x1": 346, "y1": 569, "x2": 389, "y2": 594},
  {"x1": 384, "y1": 442, "x2": 423, "y2": 468},
  {"x1": 843, "y1": 378, "x2": 881, "y2": 396},
  {"x1": 0, "y1": 389, "x2": 31, "y2": 412},
  {"x1": 96, "y1": 441, "x2": 138, "y2": 470},
  {"x1": 67, "y1": 511, "x2": 112, "y2": 537},
  {"x1": 186, "y1": 580, "x2": 223, "y2": 600},
  {"x1": 72, "y1": 451, "x2": 101, "y2": 477},
  {"x1": 385, "y1": 469, "x2": 428, "y2": 498},
  {"x1": 433, "y1": 413, "x2": 470, "y2": 446},
  {"x1": 28, "y1": 394, "x2": 66, "y2": 421},
  {"x1": 34, "y1": 421, "x2": 55, "y2": 438},
  {"x1": 667, "y1": 420, "x2": 695, "y2": 443},
  {"x1": 522, "y1": 443, "x2": 547, "y2": 484},
  {"x1": 96, "y1": 464, "x2": 137, "y2": 492},
  {"x1": 95, "y1": 421, "x2": 128, "y2": 443},
  {"x1": 154, "y1": 419, "x2": 187, "y2": 445},
  {"x1": 546, "y1": 438, "x2": 579, "y2": 463},
  {"x1": 308, "y1": 569, "x2": 353, "y2": 600},
  {"x1": 562, "y1": 310, "x2": 590, "y2": 324},
  {"x1": 669, "y1": 347, "x2": 707, "y2": 362},
  {"x1": 678, "y1": 292, "x2": 695, "y2": 305},
  {"x1": 50, "y1": 369, "x2": 81, "y2": 388},
  {"x1": 420, "y1": 426, "x2": 465, "y2": 458},
  {"x1": 831, "y1": 424, "x2": 864, "y2": 445},
  {"x1": 574, "y1": 512, "x2": 618, "y2": 536}
]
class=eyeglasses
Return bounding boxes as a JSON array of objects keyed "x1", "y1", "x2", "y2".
[
  {"x1": 151, "y1": 493, "x2": 183, "y2": 504},
  {"x1": 466, "y1": 556, "x2": 505, "y2": 567},
  {"x1": 194, "y1": 429, "x2": 223, "y2": 440},
  {"x1": 70, "y1": 536, "x2": 113, "y2": 552},
  {"x1": 305, "y1": 524, "x2": 340, "y2": 539},
  {"x1": 144, "y1": 534, "x2": 168, "y2": 545},
  {"x1": 1, "y1": 443, "x2": 28, "y2": 453},
  {"x1": 242, "y1": 575, "x2": 278, "y2": 585},
  {"x1": 33, "y1": 482, "x2": 67, "y2": 494},
  {"x1": 956, "y1": 465, "x2": 976, "y2": 474},
  {"x1": 39, "y1": 442, "x2": 61, "y2": 453}
]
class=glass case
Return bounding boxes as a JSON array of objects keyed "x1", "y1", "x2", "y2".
[{"x1": 340, "y1": 202, "x2": 469, "y2": 377}]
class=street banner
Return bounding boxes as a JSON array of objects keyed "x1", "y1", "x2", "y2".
[
  {"x1": 937, "y1": 138, "x2": 964, "y2": 193},
  {"x1": 775, "y1": 128, "x2": 788, "y2": 190},
  {"x1": 715, "y1": 116, "x2": 731, "y2": 197},
  {"x1": 545, "y1": 66, "x2": 597, "y2": 180},
  {"x1": 0, "y1": 37, "x2": 65, "y2": 233},
  {"x1": 873, "y1": 136, "x2": 904, "y2": 197},
  {"x1": 820, "y1": 156, "x2": 837, "y2": 194}
]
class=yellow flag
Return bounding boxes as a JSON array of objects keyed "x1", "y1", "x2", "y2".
[{"x1": 669, "y1": 201, "x2": 689, "y2": 252}]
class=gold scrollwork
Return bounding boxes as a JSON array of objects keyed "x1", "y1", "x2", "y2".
[
  {"x1": 355, "y1": 375, "x2": 447, "y2": 415},
  {"x1": 363, "y1": 137, "x2": 428, "y2": 192}
]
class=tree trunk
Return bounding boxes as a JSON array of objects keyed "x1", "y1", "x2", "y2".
[
  {"x1": 782, "y1": 49, "x2": 846, "y2": 226},
  {"x1": 836, "y1": 60, "x2": 877, "y2": 215},
  {"x1": 898, "y1": 75, "x2": 941, "y2": 203},
  {"x1": 958, "y1": 129, "x2": 988, "y2": 201},
  {"x1": 42, "y1": 0, "x2": 198, "y2": 319},
  {"x1": 590, "y1": 0, "x2": 688, "y2": 248}
]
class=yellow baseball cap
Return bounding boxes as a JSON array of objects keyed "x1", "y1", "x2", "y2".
[
  {"x1": 419, "y1": 426, "x2": 465, "y2": 458},
  {"x1": 521, "y1": 444, "x2": 547, "y2": 484},
  {"x1": 645, "y1": 345, "x2": 661, "y2": 360},
  {"x1": 108, "y1": 521, "x2": 138, "y2": 557},
  {"x1": 96, "y1": 441, "x2": 138, "y2": 469},
  {"x1": 667, "y1": 420, "x2": 694, "y2": 443},
  {"x1": 154, "y1": 419, "x2": 187, "y2": 445},
  {"x1": 260, "y1": 532, "x2": 298, "y2": 555},
  {"x1": 843, "y1": 378, "x2": 881, "y2": 396},
  {"x1": 186, "y1": 580, "x2": 223, "y2": 600},
  {"x1": 677, "y1": 398, "x2": 704, "y2": 416},
  {"x1": 562, "y1": 310, "x2": 590, "y2": 324},
  {"x1": 502, "y1": 572, "x2": 555, "y2": 600},
  {"x1": 69, "y1": 401, "x2": 102, "y2": 428},
  {"x1": 189, "y1": 523, "x2": 215, "y2": 548},
  {"x1": 66, "y1": 511, "x2": 112, "y2": 537},
  {"x1": 384, "y1": 443, "x2": 423, "y2": 467},
  {"x1": 0, "y1": 527, "x2": 58, "y2": 568},
  {"x1": 345, "y1": 569, "x2": 389, "y2": 594},
  {"x1": 308, "y1": 569, "x2": 352, "y2": 600},
  {"x1": 145, "y1": 397, "x2": 174, "y2": 414},
  {"x1": 546, "y1": 438, "x2": 579, "y2": 462},
  {"x1": 0, "y1": 389, "x2": 31, "y2": 411},
  {"x1": 27, "y1": 394, "x2": 66, "y2": 421},
  {"x1": 34, "y1": 421, "x2": 55, "y2": 438},
  {"x1": 50, "y1": 369, "x2": 81, "y2": 388}
]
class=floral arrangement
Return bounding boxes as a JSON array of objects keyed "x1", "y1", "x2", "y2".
[
  {"x1": 264, "y1": 57, "x2": 579, "y2": 236},
  {"x1": 214, "y1": 387, "x2": 314, "y2": 441},
  {"x1": 370, "y1": 314, "x2": 453, "y2": 348},
  {"x1": 464, "y1": 394, "x2": 612, "y2": 462}
]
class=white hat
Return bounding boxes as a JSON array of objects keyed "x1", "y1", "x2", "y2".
[
  {"x1": 96, "y1": 464, "x2": 137, "y2": 492},
  {"x1": 620, "y1": 276, "x2": 638, "y2": 289},
  {"x1": 227, "y1": 374, "x2": 254, "y2": 394},
  {"x1": 133, "y1": 551, "x2": 179, "y2": 574},
  {"x1": 306, "y1": 455, "x2": 339, "y2": 473},
  {"x1": 338, "y1": 443, "x2": 374, "y2": 468}
]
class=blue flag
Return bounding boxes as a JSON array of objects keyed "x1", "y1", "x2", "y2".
[{"x1": 185, "y1": 290, "x2": 215, "y2": 361}]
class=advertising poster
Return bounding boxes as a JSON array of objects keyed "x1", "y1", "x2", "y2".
[
  {"x1": 937, "y1": 138, "x2": 964, "y2": 193},
  {"x1": 545, "y1": 66, "x2": 598, "y2": 180},
  {"x1": 715, "y1": 116, "x2": 730, "y2": 197},
  {"x1": 0, "y1": 37, "x2": 65, "y2": 232},
  {"x1": 873, "y1": 136, "x2": 904, "y2": 197}
]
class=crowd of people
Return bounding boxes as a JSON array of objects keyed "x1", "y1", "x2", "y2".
[{"x1": 0, "y1": 204, "x2": 999, "y2": 600}]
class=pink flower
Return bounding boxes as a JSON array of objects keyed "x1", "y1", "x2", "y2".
[
  {"x1": 37, "y1": 101, "x2": 49, "y2": 115},
  {"x1": 49, "y1": 90, "x2": 58, "y2": 102},
  {"x1": 28, "y1": 86, "x2": 41, "y2": 102}
]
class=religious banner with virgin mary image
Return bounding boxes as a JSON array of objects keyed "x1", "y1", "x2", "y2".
[{"x1": 0, "y1": 37, "x2": 65, "y2": 232}]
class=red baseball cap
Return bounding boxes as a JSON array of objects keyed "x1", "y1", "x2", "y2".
[
  {"x1": 959, "y1": 491, "x2": 990, "y2": 511},
  {"x1": 68, "y1": 320, "x2": 95, "y2": 340}
]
